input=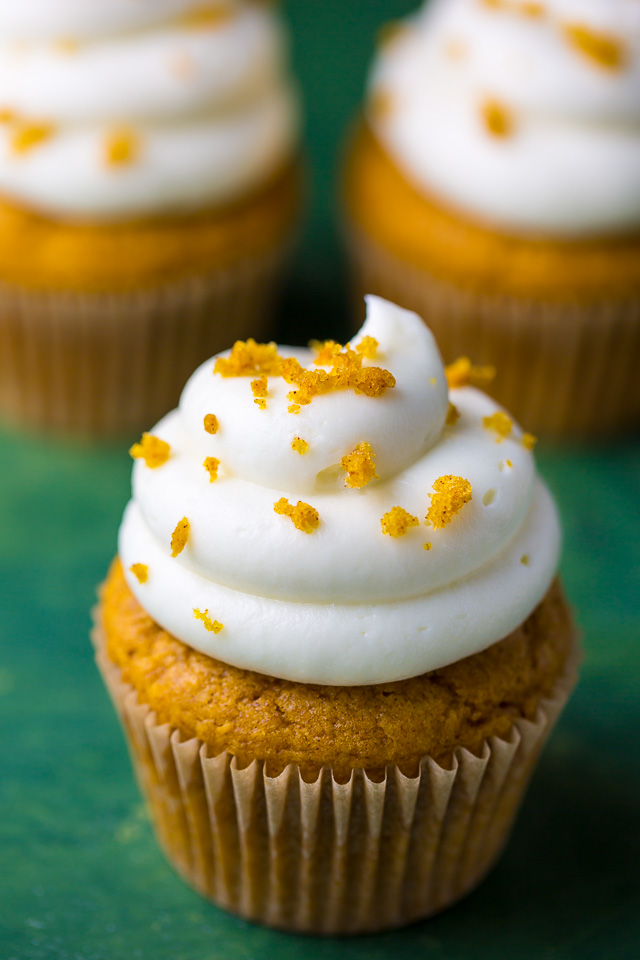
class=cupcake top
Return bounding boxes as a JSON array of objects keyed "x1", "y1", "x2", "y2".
[
  {"x1": 0, "y1": 0, "x2": 299, "y2": 218},
  {"x1": 119, "y1": 296, "x2": 560, "y2": 686},
  {"x1": 368, "y1": 0, "x2": 640, "y2": 235}
]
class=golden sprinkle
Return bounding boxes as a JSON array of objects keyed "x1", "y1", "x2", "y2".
[
  {"x1": 426, "y1": 475, "x2": 473, "y2": 529},
  {"x1": 203, "y1": 456, "x2": 220, "y2": 483},
  {"x1": 520, "y1": 554, "x2": 530, "y2": 566},
  {"x1": 481, "y1": 99, "x2": 514, "y2": 138},
  {"x1": 251, "y1": 374, "x2": 268, "y2": 410},
  {"x1": 179, "y1": 4, "x2": 235, "y2": 29},
  {"x1": 446, "y1": 402, "x2": 460, "y2": 426},
  {"x1": 522, "y1": 432, "x2": 537, "y2": 450},
  {"x1": 356, "y1": 336, "x2": 379, "y2": 360},
  {"x1": 291, "y1": 436, "x2": 309, "y2": 455},
  {"x1": 483, "y1": 411, "x2": 513, "y2": 441},
  {"x1": 203, "y1": 413, "x2": 219, "y2": 435},
  {"x1": 129, "y1": 433, "x2": 170, "y2": 468},
  {"x1": 130, "y1": 563, "x2": 148, "y2": 584},
  {"x1": 506, "y1": 459, "x2": 513, "y2": 468},
  {"x1": 171, "y1": 517, "x2": 190, "y2": 557},
  {"x1": 424, "y1": 542, "x2": 433, "y2": 551},
  {"x1": 10, "y1": 123, "x2": 55, "y2": 155},
  {"x1": 483, "y1": 0, "x2": 545, "y2": 16},
  {"x1": 193, "y1": 608, "x2": 224, "y2": 634},
  {"x1": 214, "y1": 339, "x2": 282, "y2": 378},
  {"x1": 564, "y1": 24, "x2": 625, "y2": 70},
  {"x1": 105, "y1": 128, "x2": 138, "y2": 167},
  {"x1": 381, "y1": 506, "x2": 419, "y2": 538},
  {"x1": 341, "y1": 442, "x2": 379, "y2": 489},
  {"x1": 430, "y1": 377, "x2": 436, "y2": 385},
  {"x1": 274, "y1": 497, "x2": 320, "y2": 534},
  {"x1": 283, "y1": 351, "x2": 395, "y2": 408},
  {"x1": 254, "y1": 398, "x2": 267, "y2": 410},
  {"x1": 445, "y1": 356, "x2": 496, "y2": 389},
  {"x1": 288, "y1": 404, "x2": 301, "y2": 415},
  {"x1": 0, "y1": 109, "x2": 16, "y2": 124}
]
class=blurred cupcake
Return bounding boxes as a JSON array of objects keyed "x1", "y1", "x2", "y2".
[
  {"x1": 344, "y1": 0, "x2": 640, "y2": 437},
  {"x1": 0, "y1": 0, "x2": 301, "y2": 435},
  {"x1": 94, "y1": 296, "x2": 578, "y2": 933}
]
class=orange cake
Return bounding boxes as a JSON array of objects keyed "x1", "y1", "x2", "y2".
[
  {"x1": 94, "y1": 297, "x2": 578, "y2": 933},
  {"x1": 0, "y1": 0, "x2": 301, "y2": 435},
  {"x1": 343, "y1": 0, "x2": 640, "y2": 437}
]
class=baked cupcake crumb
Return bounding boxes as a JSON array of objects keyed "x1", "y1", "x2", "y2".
[
  {"x1": 341, "y1": 442, "x2": 378, "y2": 488},
  {"x1": 274, "y1": 497, "x2": 320, "y2": 533},
  {"x1": 291, "y1": 436, "x2": 309, "y2": 455},
  {"x1": 203, "y1": 457, "x2": 220, "y2": 482},
  {"x1": 193, "y1": 608, "x2": 224, "y2": 634},
  {"x1": 522, "y1": 432, "x2": 537, "y2": 449},
  {"x1": 171, "y1": 517, "x2": 190, "y2": 557},
  {"x1": 563, "y1": 23, "x2": 625, "y2": 70},
  {"x1": 129, "y1": 433, "x2": 170, "y2": 468},
  {"x1": 381, "y1": 506, "x2": 419, "y2": 537},
  {"x1": 214, "y1": 339, "x2": 282, "y2": 378},
  {"x1": 445, "y1": 356, "x2": 496, "y2": 389},
  {"x1": 105, "y1": 129, "x2": 138, "y2": 167},
  {"x1": 129, "y1": 563, "x2": 148, "y2": 584},
  {"x1": 203, "y1": 413, "x2": 219, "y2": 434},
  {"x1": 483, "y1": 411, "x2": 513, "y2": 441},
  {"x1": 426, "y1": 475, "x2": 472, "y2": 528}
]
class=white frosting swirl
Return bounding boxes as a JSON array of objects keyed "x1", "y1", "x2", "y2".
[
  {"x1": 118, "y1": 297, "x2": 560, "y2": 685},
  {"x1": 0, "y1": 1, "x2": 299, "y2": 217},
  {"x1": 368, "y1": 0, "x2": 640, "y2": 235}
]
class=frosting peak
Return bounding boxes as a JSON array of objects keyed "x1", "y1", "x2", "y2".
[
  {"x1": 119, "y1": 297, "x2": 560, "y2": 685},
  {"x1": 368, "y1": 0, "x2": 640, "y2": 235}
]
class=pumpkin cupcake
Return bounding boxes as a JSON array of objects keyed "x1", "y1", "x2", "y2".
[
  {"x1": 93, "y1": 296, "x2": 578, "y2": 933},
  {"x1": 0, "y1": 0, "x2": 301, "y2": 435},
  {"x1": 344, "y1": 0, "x2": 640, "y2": 438}
]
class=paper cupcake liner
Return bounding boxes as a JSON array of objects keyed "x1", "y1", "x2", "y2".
[
  {"x1": 92, "y1": 610, "x2": 579, "y2": 935},
  {"x1": 347, "y1": 227, "x2": 640, "y2": 439},
  {"x1": 0, "y1": 242, "x2": 289, "y2": 437}
]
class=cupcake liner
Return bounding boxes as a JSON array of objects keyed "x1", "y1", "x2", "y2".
[
  {"x1": 92, "y1": 610, "x2": 580, "y2": 935},
  {"x1": 347, "y1": 226, "x2": 640, "y2": 438},
  {"x1": 0, "y1": 241, "x2": 289, "y2": 437}
]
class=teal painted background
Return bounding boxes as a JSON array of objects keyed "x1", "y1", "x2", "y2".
[{"x1": 1, "y1": 2, "x2": 639, "y2": 958}]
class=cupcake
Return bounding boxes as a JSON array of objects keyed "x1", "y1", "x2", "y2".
[
  {"x1": 93, "y1": 296, "x2": 578, "y2": 933},
  {"x1": 0, "y1": 0, "x2": 301, "y2": 435},
  {"x1": 344, "y1": 0, "x2": 640, "y2": 438}
]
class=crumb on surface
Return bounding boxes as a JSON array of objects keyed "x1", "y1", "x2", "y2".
[
  {"x1": 356, "y1": 336, "x2": 379, "y2": 360},
  {"x1": 381, "y1": 506, "x2": 419, "y2": 538},
  {"x1": 129, "y1": 433, "x2": 170, "y2": 468},
  {"x1": 291, "y1": 436, "x2": 309, "y2": 455},
  {"x1": 203, "y1": 413, "x2": 218, "y2": 435},
  {"x1": 193, "y1": 608, "x2": 224, "y2": 633},
  {"x1": 274, "y1": 497, "x2": 320, "y2": 534},
  {"x1": 483, "y1": 0, "x2": 545, "y2": 16},
  {"x1": 10, "y1": 123, "x2": 55, "y2": 154},
  {"x1": 424, "y1": 542, "x2": 433, "y2": 551},
  {"x1": 446, "y1": 402, "x2": 460, "y2": 426},
  {"x1": 179, "y1": 4, "x2": 235, "y2": 29},
  {"x1": 522, "y1": 432, "x2": 537, "y2": 450},
  {"x1": 214, "y1": 339, "x2": 282, "y2": 378},
  {"x1": 251, "y1": 375, "x2": 268, "y2": 398},
  {"x1": 483, "y1": 411, "x2": 513, "y2": 442},
  {"x1": 129, "y1": 563, "x2": 148, "y2": 584},
  {"x1": 288, "y1": 404, "x2": 300, "y2": 415},
  {"x1": 563, "y1": 23, "x2": 625, "y2": 70},
  {"x1": 171, "y1": 517, "x2": 190, "y2": 557},
  {"x1": 426, "y1": 475, "x2": 473, "y2": 529},
  {"x1": 203, "y1": 456, "x2": 220, "y2": 483},
  {"x1": 506, "y1": 459, "x2": 513, "y2": 467},
  {"x1": 283, "y1": 347, "x2": 395, "y2": 408},
  {"x1": 521, "y1": 554, "x2": 530, "y2": 566},
  {"x1": 445, "y1": 356, "x2": 496, "y2": 389},
  {"x1": 341, "y1": 442, "x2": 379, "y2": 489},
  {"x1": 104, "y1": 129, "x2": 138, "y2": 167},
  {"x1": 481, "y1": 99, "x2": 514, "y2": 138}
]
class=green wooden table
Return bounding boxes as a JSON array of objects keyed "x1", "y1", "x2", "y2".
[{"x1": 2, "y1": 3, "x2": 639, "y2": 957}]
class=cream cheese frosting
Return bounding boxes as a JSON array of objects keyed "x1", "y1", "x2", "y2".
[
  {"x1": 118, "y1": 296, "x2": 560, "y2": 685},
  {"x1": 368, "y1": 0, "x2": 640, "y2": 235},
  {"x1": 0, "y1": 1, "x2": 299, "y2": 218}
]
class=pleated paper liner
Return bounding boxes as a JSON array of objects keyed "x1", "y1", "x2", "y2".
[
  {"x1": 347, "y1": 226, "x2": 640, "y2": 439},
  {"x1": 92, "y1": 610, "x2": 580, "y2": 936},
  {"x1": 0, "y1": 242, "x2": 289, "y2": 438}
]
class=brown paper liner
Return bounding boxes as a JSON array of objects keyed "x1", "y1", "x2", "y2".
[
  {"x1": 346, "y1": 226, "x2": 640, "y2": 439},
  {"x1": 0, "y1": 241, "x2": 289, "y2": 437},
  {"x1": 92, "y1": 609, "x2": 580, "y2": 935}
]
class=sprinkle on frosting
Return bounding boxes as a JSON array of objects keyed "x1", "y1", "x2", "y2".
[
  {"x1": 445, "y1": 357, "x2": 496, "y2": 389},
  {"x1": 356, "y1": 336, "x2": 379, "y2": 360},
  {"x1": 341, "y1": 442, "x2": 379, "y2": 489},
  {"x1": 446, "y1": 402, "x2": 460, "y2": 426},
  {"x1": 129, "y1": 563, "x2": 148, "y2": 584},
  {"x1": 381, "y1": 506, "x2": 419, "y2": 537},
  {"x1": 520, "y1": 553, "x2": 530, "y2": 565},
  {"x1": 105, "y1": 129, "x2": 139, "y2": 167},
  {"x1": 251, "y1": 375, "x2": 268, "y2": 409},
  {"x1": 282, "y1": 351, "x2": 395, "y2": 408},
  {"x1": 171, "y1": 517, "x2": 190, "y2": 557},
  {"x1": 423, "y1": 542, "x2": 433, "y2": 551},
  {"x1": 0, "y1": 109, "x2": 15, "y2": 124},
  {"x1": 180, "y1": 5, "x2": 235, "y2": 30},
  {"x1": 483, "y1": 412, "x2": 513, "y2": 442},
  {"x1": 129, "y1": 433, "x2": 170, "y2": 468},
  {"x1": 563, "y1": 24, "x2": 625, "y2": 71},
  {"x1": 426, "y1": 475, "x2": 473, "y2": 529},
  {"x1": 214, "y1": 339, "x2": 282, "y2": 378},
  {"x1": 193, "y1": 608, "x2": 224, "y2": 633},
  {"x1": 203, "y1": 413, "x2": 219, "y2": 435},
  {"x1": 522, "y1": 432, "x2": 537, "y2": 450},
  {"x1": 274, "y1": 497, "x2": 320, "y2": 534},
  {"x1": 288, "y1": 404, "x2": 301, "y2": 415},
  {"x1": 481, "y1": 99, "x2": 514, "y2": 139},
  {"x1": 10, "y1": 123, "x2": 55, "y2": 155},
  {"x1": 482, "y1": 0, "x2": 546, "y2": 17},
  {"x1": 203, "y1": 457, "x2": 220, "y2": 483},
  {"x1": 291, "y1": 436, "x2": 309, "y2": 455}
]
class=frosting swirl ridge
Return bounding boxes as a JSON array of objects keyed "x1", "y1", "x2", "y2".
[{"x1": 119, "y1": 297, "x2": 560, "y2": 685}]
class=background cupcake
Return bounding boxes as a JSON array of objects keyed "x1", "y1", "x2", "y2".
[
  {"x1": 94, "y1": 297, "x2": 578, "y2": 933},
  {"x1": 0, "y1": 0, "x2": 301, "y2": 435},
  {"x1": 344, "y1": 0, "x2": 640, "y2": 438}
]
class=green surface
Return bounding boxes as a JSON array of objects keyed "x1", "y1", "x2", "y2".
[{"x1": 1, "y1": 2, "x2": 640, "y2": 958}]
